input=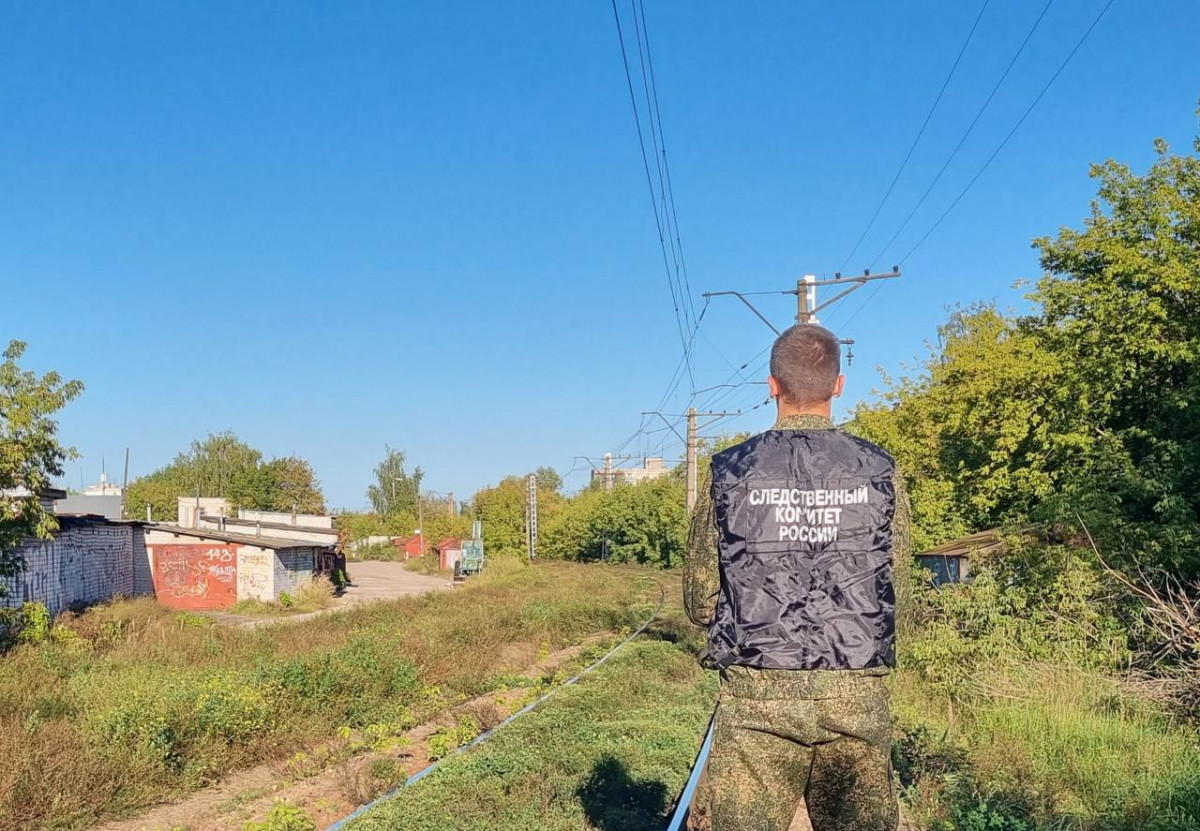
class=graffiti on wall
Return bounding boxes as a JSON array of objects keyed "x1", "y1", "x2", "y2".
[
  {"x1": 152, "y1": 544, "x2": 239, "y2": 610},
  {"x1": 237, "y1": 550, "x2": 273, "y2": 601}
]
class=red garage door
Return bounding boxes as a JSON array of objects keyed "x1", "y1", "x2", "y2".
[{"x1": 152, "y1": 544, "x2": 239, "y2": 610}]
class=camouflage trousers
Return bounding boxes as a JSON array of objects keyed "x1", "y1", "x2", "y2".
[{"x1": 694, "y1": 669, "x2": 897, "y2": 831}]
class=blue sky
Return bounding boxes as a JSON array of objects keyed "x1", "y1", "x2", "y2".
[{"x1": 2, "y1": 1, "x2": 1197, "y2": 509}]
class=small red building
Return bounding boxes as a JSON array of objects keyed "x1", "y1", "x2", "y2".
[
  {"x1": 392, "y1": 535, "x2": 423, "y2": 560},
  {"x1": 434, "y1": 537, "x2": 463, "y2": 571}
]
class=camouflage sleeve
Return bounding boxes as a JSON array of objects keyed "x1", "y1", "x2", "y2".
[
  {"x1": 892, "y1": 468, "x2": 915, "y2": 644},
  {"x1": 892, "y1": 470, "x2": 912, "y2": 567},
  {"x1": 683, "y1": 474, "x2": 720, "y2": 627}
]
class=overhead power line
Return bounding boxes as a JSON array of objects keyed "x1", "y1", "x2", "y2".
[
  {"x1": 868, "y1": 0, "x2": 1056, "y2": 268},
  {"x1": 841, "y1": 0, "x2": 1116, "y2": 328},
  {"x1": 838, "y1": 0, "x2": 991, "y2": 272},
  {"x1": 633, "y1": 0, "x2": 697, "y2": 329},
  {"x1": 610, "y1": 0, "x2": 693, "y2": 380},
  {"x1": 897, "y1": 0, "x2": 1118, "y2": 265}
]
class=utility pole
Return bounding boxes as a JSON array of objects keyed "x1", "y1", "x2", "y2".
[
  {"x1": 603, "y1": 453, "x2": 613, "y2": 491},
  {"x1": 417, "y1": 495, "x2": 424, "y2": 559},
  {"x1": 686, "y1": 408, "x2": 698, "y2": 514},
  {"x1": 684, "y1": 408, "x2": 741, "y2": 512},
  {"x1": 526, "y1": 474, "x2": 538, "y2": 561},
  {"x1": 644, "y1": 410, "x2": 738, "y2": 512},
  {"x1": 121, "y1": 447, "x2": 130, "y2": 519}
]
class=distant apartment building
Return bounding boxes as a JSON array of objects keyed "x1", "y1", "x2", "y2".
[
  {"x1": 83, "y1": 471, "x2": 122, "y2": 496},
  {"x1": 590, "y1": 456, "x2": 671, "y2": 489}
]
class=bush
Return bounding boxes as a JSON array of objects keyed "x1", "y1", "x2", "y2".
[
  {"x1": 243, "y1": 801, "x2": 316, "y2": 831},
  {"x1": 0, "y1": 562, "x2": 658, "y2": 829},
  {"x1": 353, "y1": 542, "x2": 402, "y2": 562},
  {"x1": 18, "y1": 603, "x2": 51, "y2": 644},
  {"x1": 905, "y1": 542, "x2": 1129, "y2": 692},
  {"x1": 426, "y1": 715, "x2": 481, "y2": 761},
  {"x1": 293, "y1": 576, "x2": 335, "y2": 612},
  {"x1": 0, "y1": 602, "x2": 53, "y2": 650},
  {"x1": 404, "y1": 556, "x2": 448, "y2": 577}
]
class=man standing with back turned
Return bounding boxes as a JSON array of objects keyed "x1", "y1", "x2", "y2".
[{"x1": 684, "y1": 324, "x2": 908, "y2": 831}]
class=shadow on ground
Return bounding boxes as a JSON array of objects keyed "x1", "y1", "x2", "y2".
[{"x1": 578, "y1": 754, "x2": 671, "y2": 831}]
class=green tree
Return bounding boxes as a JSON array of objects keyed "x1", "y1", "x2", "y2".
[
  {"x1": 540, "y1": 477, "x2": 688, "y2": 568},
  {"x1": 471, "y1": 476, "x2": 527, "y2": 558},
  {"x1": 125, "y1": 433, "x2": 325, "y2": 521},
  {"x1": 367, "y1": 446, "x2": 423, "y2": 518},
  {"x1": 334, "y1": 510, "x2": 389, "y2": 544},
  {"x1": 534, "y1": 466, "x2": 563, "y2": 495},
  {"x1": 470, "y1": 471, "x2": 566, "y2": 559},
  {"x1": 261, "y1": 456, "x2": 326, "y2": 514},
  {"x1": 0, "y1": 341, "x2": 83, "y2": 588},
  {"x1": 850, "y1": 305, "x2": 1087, "y2": 551},
  {"x1": 417, "y1": 502, "x2": 473, "y2": 550},
  {"x1": 1029, "y1": 132, "x2": 1200, "y2": 575},
  {"x1": 851, "y1": 125, "x2": 1200, "y2": 576}
]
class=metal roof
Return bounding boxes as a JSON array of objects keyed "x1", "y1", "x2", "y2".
[
  {"x1": 148, "y1": 524, "x2": 322, "y2": 550},
  {"x1": 2, "y1": 486, "x2": 68, "y2": 501}
]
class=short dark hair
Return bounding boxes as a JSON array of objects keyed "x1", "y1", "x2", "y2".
[{"x1": 769, "y1": 325, "x2": 841, "y2": 405}]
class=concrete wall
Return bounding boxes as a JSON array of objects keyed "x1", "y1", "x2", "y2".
[
  {"x1": 152, "y1": 542, "x2": 240, "y2": 610},
  {"x1": 56, "y1": 494, "x2": 124, "y2": 520},
  {"x1": 0, "y1": 520, "x2": 148, "y2": 616},
  {"x1": 239, "y1": 509, "x2": 334, "y2": 529},
  {"x1": 2, "y1": 522, "x2": 316, "y2": 616},
  {"x1": 177, "y1": 497, "x2": 231, "y2": 528},
  {"x1": 235, "y1": 548, "x2": 274, "y2": 603},
  {"x1": 347, "y1": 535, "x2": 393, "y2": 554}
]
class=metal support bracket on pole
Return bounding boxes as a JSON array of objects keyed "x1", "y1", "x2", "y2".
[{"x1": 704, "y1": 267, "x2": 901, "y2": 333}]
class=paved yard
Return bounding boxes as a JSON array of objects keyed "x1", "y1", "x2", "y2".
[
  {"x1": 215, "y1": 560, "x2": 450, "y2": 627},
  {"x1": 338, "y1": 560, "x2": 450, "y2": 606}
]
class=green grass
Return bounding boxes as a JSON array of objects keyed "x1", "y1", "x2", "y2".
[
  {"x1": 892, "y1": 665, "x2": 1200, "y2": 831},
  {"x1": 348, "y1": 632, "x2": 717, "y2": 831},
  {"x1": 228, "y1": 598, "x2": 294, "y2": 616},
  {"x1": 0, "y1": 562, "x2": 658, "y2": 831}
]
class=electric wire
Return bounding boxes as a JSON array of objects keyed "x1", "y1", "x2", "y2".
[
  {"x1": 635, "y1": 0, "x2": 697, "y2": 328},
  {"x1": 867, "y1": 0, "x2": 1056, "y2": 269},
  {"x1": 896, "y1": 0, "x2": 1118, "y2": 265},
  {"x1": 840, "y1": 0, "x2": 1115, "y2": 329},
  {"x1": 610, "y1": 0, "x2": 693, "y2": 381},
  {"x1": 838, "y1": 0, "x2": 990, "y2": 272},
  {"x1": 630, "y1": 0, "x2": 688, "y2": 329}
]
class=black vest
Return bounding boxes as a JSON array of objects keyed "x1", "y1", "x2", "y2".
[{"x1": 708, "y1": 429, "x2": 896, "y2": 671}]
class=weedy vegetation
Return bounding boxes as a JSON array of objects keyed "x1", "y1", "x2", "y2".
[
  {"x1": 0, "y1": 562, "x2": 656, "y2": 831},
  {"x1": 347, "y1": 611, "x2": 715, "y2": 831}
]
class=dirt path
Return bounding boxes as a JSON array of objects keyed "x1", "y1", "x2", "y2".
[{"x1": 92, "y1": 634, "x2": 614, "y2": 831}]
